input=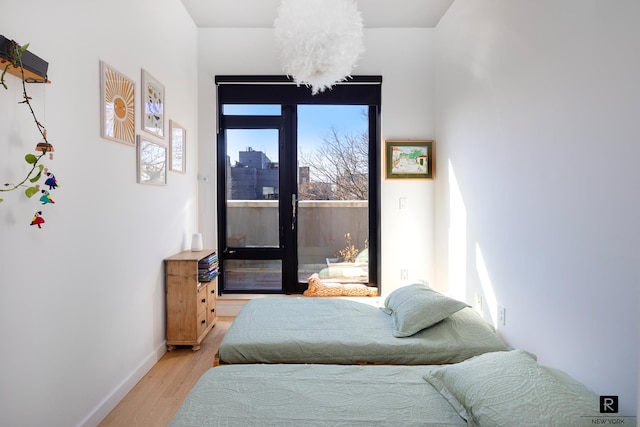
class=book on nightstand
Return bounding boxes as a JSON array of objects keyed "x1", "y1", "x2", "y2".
[{"x1": 198, "y1": 252, "x2": 218, "y2": 282}]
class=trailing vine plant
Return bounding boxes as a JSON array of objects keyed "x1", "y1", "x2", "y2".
[{"x1": 0, "y1": 39, "x2": 58, "y2": 228}]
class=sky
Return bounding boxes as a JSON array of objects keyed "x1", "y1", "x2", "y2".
[{"x1": 225, "y1": 104, "x2": 368, "y2": 165}]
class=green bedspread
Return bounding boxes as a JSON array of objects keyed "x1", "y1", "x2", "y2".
[
  {"x1": 172, "y1": 350, "x2": 602, "y2": 427},
  {"x1": 169, "y1": 364, "x2": 467, "y2": 427},
  {"x1": 218, "y1": 298, "x2": 508, "y2": 365}
]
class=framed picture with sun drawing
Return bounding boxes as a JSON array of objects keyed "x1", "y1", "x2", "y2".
[
  {"x1": 385, "y1": 139, "x2": 434, "y2": 179},
  {"x1": 99, "y1": 61, "x2": 135, "y2": 145}
]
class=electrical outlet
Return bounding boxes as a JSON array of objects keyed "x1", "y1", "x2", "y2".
[
  {"x1": 400, "y1": 269, "x2": 408, "y2": 280},
  {"x1": 498, "y1": 306, "x2": 506, "y2": 326},
  {"x1": 475, "y1": 294, "x2": 483, "y2": 312},
  {"x1": 474, "y1": 294, "x2": 482, "y2": 314}
]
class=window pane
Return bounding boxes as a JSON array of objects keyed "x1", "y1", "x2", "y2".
[
  {"x1": 296, "y1": 105, "x2": 369, "y2": 283},
  {"x1": 226, "y1": 129, "x2": 279, "y2": 248},
  {"x1": 223, "y1": 259, "x2": 282, "y2": 292},
  {"x1": 223, "y1": 104, "x2": 281, "y2": 115}
]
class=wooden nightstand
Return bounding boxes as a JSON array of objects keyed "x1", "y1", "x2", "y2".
[{"x1": 164, "y1": 249, "x2": 218, "y2": 351}]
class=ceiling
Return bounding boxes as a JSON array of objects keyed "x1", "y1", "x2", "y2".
[{"x1": 180, "y1": 0, "x2": 455, "y2": 28}]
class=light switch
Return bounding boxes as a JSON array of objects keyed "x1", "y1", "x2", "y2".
[{"x1": 399, "y1": 197, "x2": 407, "y2": 210}]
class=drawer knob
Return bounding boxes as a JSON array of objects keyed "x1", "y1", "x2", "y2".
[
  {"x1": 201, "y1": 298, "x2": 206, "y2": 303},
  {"x1": 201, "y1": 319, "x2": 206, "y2": 325}
]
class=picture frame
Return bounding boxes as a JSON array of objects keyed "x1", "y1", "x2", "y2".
[
  {"x1": 169, "y1": 120, "x2": 186, "y2": 173},
  {"x1": 136, "y1": 135, "x2": 167, "y2": 185},
  {"x1": 385, "y1": 139, "x2": 434, "y2": 179},
  {"x1": 141, "y1": 69, "x2": 165, "y2": 138},
  {"x1": 100, "y1": 61, "x2": 135, "y2": 145}
]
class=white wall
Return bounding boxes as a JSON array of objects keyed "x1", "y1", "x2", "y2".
[
  {"x1": 0, "y1": 1, "x2": 198, "y2": 425},
  {"x1": 6, "y1": 1, "x2": 632, "y2": 423},
  {"x1": 196, "y1": 28, "x2": 436, "y2": 295},
  {"x1": 435, "y1": 0, "x2": 640, "y2": 416}
]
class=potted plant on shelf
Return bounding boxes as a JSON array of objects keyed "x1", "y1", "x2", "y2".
[{"x1": 1, "y1": 37, "x2": 59, "y2": 228}]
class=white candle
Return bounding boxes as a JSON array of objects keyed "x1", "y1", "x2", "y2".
[{"x1": 191, "y1": 233, "x2": 203, "y2": 251}]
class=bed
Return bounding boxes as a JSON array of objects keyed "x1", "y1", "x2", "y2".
[
  {"x1": 170, "y1": 350, "x2": 600, "y2": 426},
  {"x1": 216, "y1": 283, "x2": 510, "y2": 365}
]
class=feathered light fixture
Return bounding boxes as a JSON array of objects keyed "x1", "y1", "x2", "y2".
[{"x1": 274, "y1": 0, "x2": 365, "y2": 95}]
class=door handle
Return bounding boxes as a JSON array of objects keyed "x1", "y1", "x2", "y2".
[{"x1": 291, "y1": 194, "x2": 297, "y2": 230}]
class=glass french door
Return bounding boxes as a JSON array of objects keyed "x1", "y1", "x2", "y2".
[
  {"x1": 223, "y1": 127, "x2": 283, "y2": 292},
  {"x1": 219, "y1": 105, "x2": 292, "y2": 293},
  {"x1": 216, "y1": 76, "x2": 381, "y2": 295},
  {"x1": 296, "y1": 105, "x2": 370, "y2": 285}
]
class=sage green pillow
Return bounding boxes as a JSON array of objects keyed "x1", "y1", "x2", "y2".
[
  {"x1": 382, "y1": 283, "x2": 469, "y2": 337},
  {"x1": 423, "y1": 349, "x2": 600, "y2": 427}
]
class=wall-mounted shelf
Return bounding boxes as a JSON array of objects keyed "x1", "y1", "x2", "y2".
[
  {"x1": 0, "y1": 35, "x2": 50, "y2": 83},
  {"x1": 0, "y1": 58, "x2": 49, "y2": 83}
]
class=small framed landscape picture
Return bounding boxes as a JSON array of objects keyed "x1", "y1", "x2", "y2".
[
  {"x1": 169, "y1": 120, "x2": 186, "y2": 173},
  {"x1": 385, "y1": 139, "x2": 434, "y2": 179},
  {"x1": 141, "y1": 69, "x2": 165, "y2": 138},
  {"x1": 100, "y1": 61, "x2": 135, "y2": 146},
  {"x1": 137, "y1": 135, "x2": 167, "y2": 185}
]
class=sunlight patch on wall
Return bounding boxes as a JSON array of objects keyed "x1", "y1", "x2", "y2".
[
  {"x1": 448, "y1": 160, "x2": 467, "y2": 301},
  {"x1": 475, "y1": 243, "x2": 498, "y2": 327}
]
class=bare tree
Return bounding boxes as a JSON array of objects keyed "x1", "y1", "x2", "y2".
[{"x1": 299, "y1": 126, "x2": 368, "y2": 200}]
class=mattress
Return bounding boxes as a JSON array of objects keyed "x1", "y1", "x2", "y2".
[
  {"x1": 169, "y1": 364, "x2": 467, "y2": 427},
  {"x1": 217, "y1": 297, "x2": 508, "y2": 365},
  {"x1": 174, "y1": 349, "x2": 603, "y2": 427}
]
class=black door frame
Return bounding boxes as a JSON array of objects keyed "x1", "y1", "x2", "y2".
[{"x1": 216, "y1": 75, "x2": 382, "y2": 294}]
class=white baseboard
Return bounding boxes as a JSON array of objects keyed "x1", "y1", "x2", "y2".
[
  {"x1": 216, "y1": 294, "x2": 299, "y2": 316},
  {"x1": 78, "y1": 341, "x2": 167, "y2": 427},
  {"x1": 217, "y1": 299, "x2": 249, "y2": 316},
  {"x1": 216, "y1": 294, "x2": 380, "y2": 316}
]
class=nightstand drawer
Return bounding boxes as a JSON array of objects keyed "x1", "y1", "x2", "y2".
[
  {"x1": 197, "y1": 284, "x2": 208, "y2": 314},
  {"x1": 207, "y1": 282, "x2": 216, "y2": 324},
  {"x1": 196, "y1": 309, "x2": 208, "y2": 337}
]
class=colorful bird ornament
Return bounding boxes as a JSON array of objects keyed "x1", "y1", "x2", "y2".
[
  {"x1": 43, "y1": 168, "x2": 59, "y2": 190},
  {"x1": 30, "y1": 211, "x2": 45, "y2": 228},
  {"x1": 39, "y1": 189, "x2": 55, "y2": 205}
]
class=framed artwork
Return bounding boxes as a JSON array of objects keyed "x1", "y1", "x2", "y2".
[
  {"x1": 385, "y1": 139, "x2": 434, "y2": 179},
  {"x1": 169, "y1": 120, "x2": 186, "y2": 173},
  {"x1": 100, "y1": 61, "x2": 135, "y2": 145},
  {"x1": 141, "y1": 69, "x2": 165, "y2": 138},
  {"x1": 136, "y1": 135, "x2": 167, "y2": 185}
]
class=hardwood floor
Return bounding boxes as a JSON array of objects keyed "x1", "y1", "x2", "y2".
[{"x1": 98, "y1": 317, "x2": 233, "y2": 427}]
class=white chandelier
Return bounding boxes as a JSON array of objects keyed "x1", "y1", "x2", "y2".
[{"x1": 274, "y1": 0, "x2": 365, "y2": 95}]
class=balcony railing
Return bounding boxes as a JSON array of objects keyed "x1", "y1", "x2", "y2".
[{"x1": 225, "y1": 200, "x2": 369, "y2": 289}]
